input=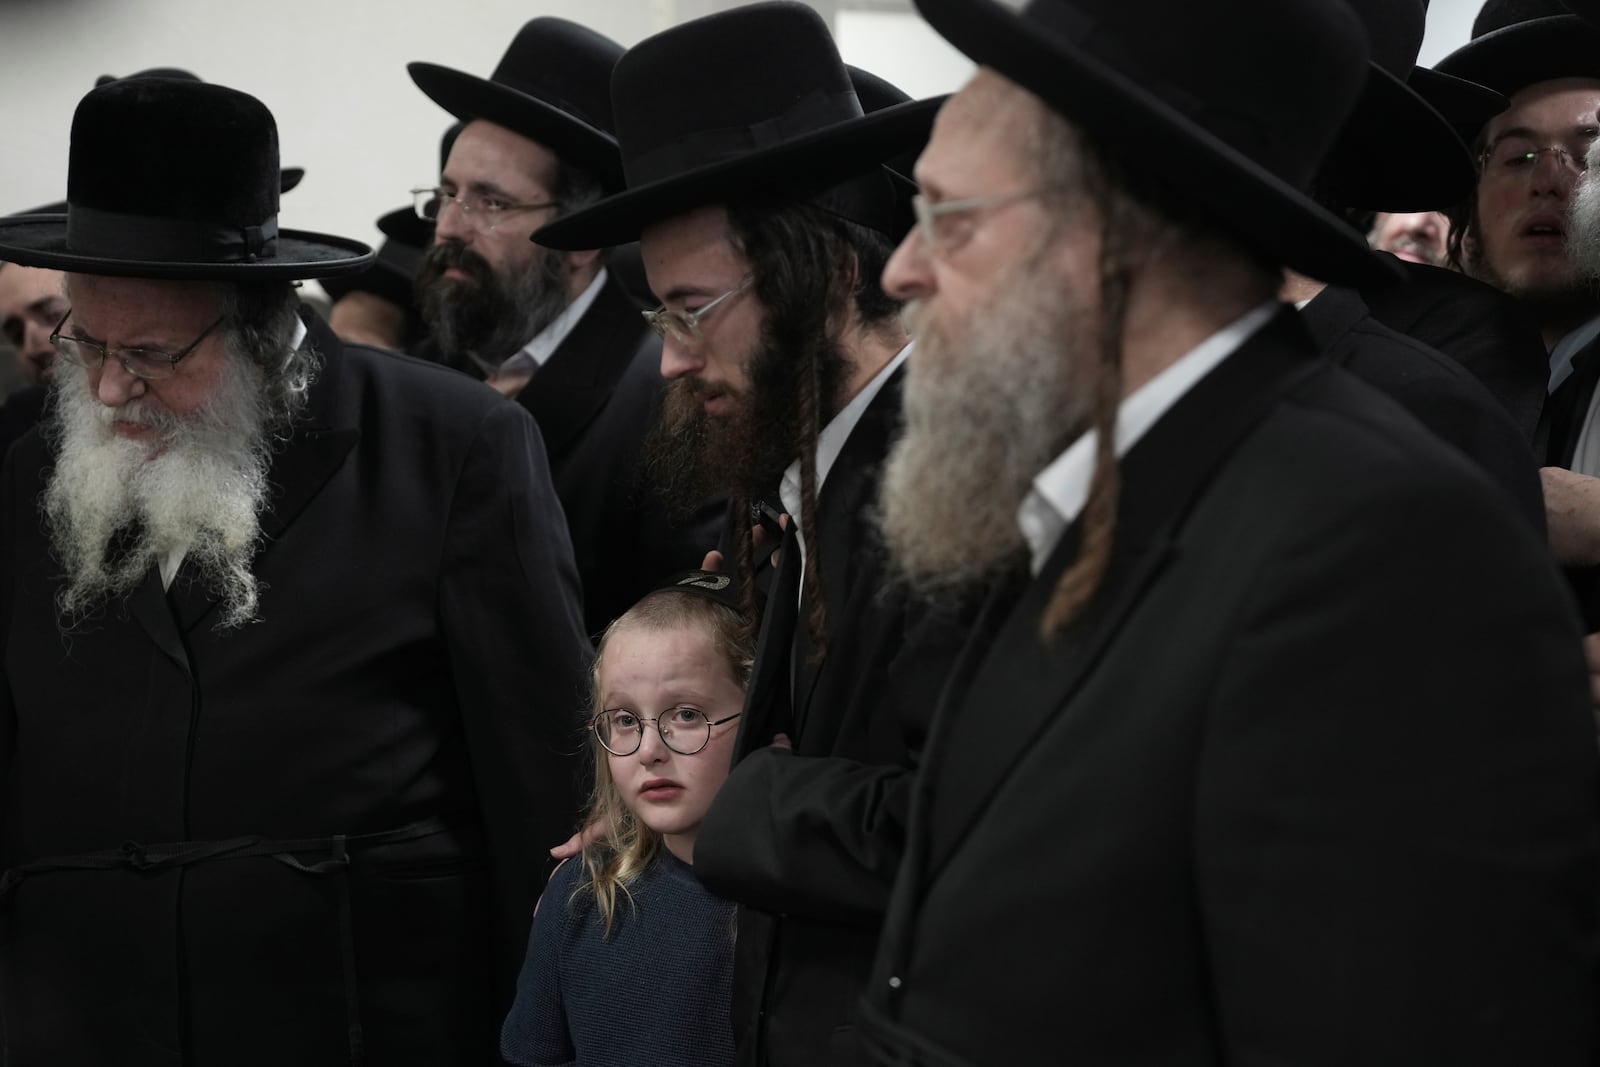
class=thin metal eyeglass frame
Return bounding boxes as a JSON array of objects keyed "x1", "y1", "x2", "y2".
[
  {"x1": 910, "y1": 187, "x2": 1064, "y2": 251},
  {"x1": 641, "y1": 277, "x2": 754, "y2": 342},
  {"x1": 410, "y1": 186, "x2": 563, "y2": 233},
  {"x1": 591, "y1": 708, "x2": 744, "y2": 756},
  {"x1": 1477, "y1": 142, "x2": 1591, "y2": 179},
  {"x1": 48, "y1": 307, "x2": 224, "y2": 381}
]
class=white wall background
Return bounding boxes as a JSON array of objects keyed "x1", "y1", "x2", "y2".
[
  {"x1": 0, "y1": 0, "x2": 970, "y2": 254},
  {"x1": 0, "y1": 0, "x2": 1509, "y2": 250}
]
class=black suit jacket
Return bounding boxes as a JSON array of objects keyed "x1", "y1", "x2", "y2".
[
  {"x1": 0, "y1": 311, "x2": 594, "y2": 1065},
  {"x1": 695, "y1": 367, "x2": 978, "y2": 1067},
  {"x1": 426, "y1": 274, "x2": 722, "y2": 637},
  {"x1": 1357, "y1": 258, "x2": 1549, "y2": 441},
  {"x1": 1301, "y1": 284, "x2": 1545, "y2": 531},
  {"x1": 859, "y1": 311, "x2": 1598, "y2": 1067}
]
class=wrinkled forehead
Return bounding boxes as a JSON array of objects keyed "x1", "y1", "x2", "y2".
[
  {"x1": 62, "y1": 273, "x2": 226, "y2": 336},
  {"x1": 918, "y1": 69, "x2": 1051, "y2": 194}
]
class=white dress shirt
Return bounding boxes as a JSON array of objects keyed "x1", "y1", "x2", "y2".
[
  {"x1": 1016, "y1": 302, "x2": 1278, "y2": 574},
  {"x1": 480, "y1": 267, "x2": 609, "y2": 389}
]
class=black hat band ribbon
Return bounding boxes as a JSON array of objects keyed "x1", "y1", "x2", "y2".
[{"x1": 66, "y1": 205, "x2": 280, "y2": 262}]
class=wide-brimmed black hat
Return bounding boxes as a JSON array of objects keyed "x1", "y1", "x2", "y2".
[
  {"x1": 534, "y1": 2, "x2": 942, "y2": 252},
  {"x1": 0, "y1": 78, "x2": 371, "y2": 281},
  {"x1": 1435, "y1": 0, "x2": 1600, "y2": 103},
  {"x1": 1316, "y1": 0, "x2": 1481, "y2": 210},
  {"x1": 901, "y1": 0, "x2": 1398, "y2": 287},
  {"x1": 1567, "y1": 0, "x2": 1600, "y2": 24},
  {"x1": 409, "y1": 18, "x2": 625, "y2": 191},
  {"x1": 97, "y1": 67, "x2": 307, "y2": 194},
  {"x1": 320, "y1": 207, "x2": 427, "y2": 307}
]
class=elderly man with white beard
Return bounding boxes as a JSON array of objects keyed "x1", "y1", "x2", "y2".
[
  {"x1": 855, "y1": 0, "x2": 1600, "y2": 1064},
  {"x1": 0, "y1": 77, "x2": 592, "y2": 1066}
]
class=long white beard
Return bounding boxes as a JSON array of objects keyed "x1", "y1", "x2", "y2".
[
  {"x1": 877, "y1": 258, "x2": 1095, "y2": 600},
  {"x1": 1572, "y1": 143, "x2": 1600, "y2": 282},
  {"x1": 43, "y1": 350, "x2": 275, "y2": 630}
]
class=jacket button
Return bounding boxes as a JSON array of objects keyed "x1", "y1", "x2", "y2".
[{"x1": 888, "y1": 976, "x2": 902, "y2": 989}]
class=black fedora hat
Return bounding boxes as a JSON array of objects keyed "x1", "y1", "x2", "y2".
[
  {"x1": 1567, "y1": 0, "x2": 1600, "y2": 24},
  {"x1": 97, "y1": 67, "x2": 307, "y2": 194},
  {"x1": 1315, "y1": 0, "x2": 1479, "y2": 211},
  {"x1": 533, "y1": 1, "x2": 942, "y2": 252},
  {"x1": 1434, "y1": 0, "x2": 1600, "y2": 102},
  {"x1": 409, "y1": 18, "x2": 625, "y2": 191},
  {"x1": 906, "y1": 0, "x2": 1400, "y2": 287},
  {"x1": 0, "y1": 78, "x2": 371, "y2": 281},
  {"x1": 320, "y1": 207, "x2": 427, "y2": 307}
]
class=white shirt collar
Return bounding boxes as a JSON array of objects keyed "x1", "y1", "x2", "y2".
[
  {"x1": 1547, "y1": 310, "x2": 1600, "y2": 394},
  {"x1": 780, "y1": 341, "x2": 913, "y2": 561},
  {"x1": 1016, "y1": 302, "x2": 1278, "y2": 575},
  {"x1": 476, "y1": 266, "x2": 608, "y2": 378}
]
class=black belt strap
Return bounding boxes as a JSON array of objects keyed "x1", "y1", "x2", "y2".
[{"x1": 0, "y1": 815, "x2": 453, "y2": 1066}]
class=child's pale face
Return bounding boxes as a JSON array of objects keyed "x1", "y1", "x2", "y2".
[{"x1": 599, "y1": 622, "x2": 745, "y2": 863}]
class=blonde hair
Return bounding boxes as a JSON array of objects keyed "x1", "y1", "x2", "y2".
[{"x1": 577, "y1": 587, "x2": 755, "y2": 934}]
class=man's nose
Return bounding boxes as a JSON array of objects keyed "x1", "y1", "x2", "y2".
[
  {"x1": 659, "y1": 335, "x2": 705, "y2": 380},
  {"x1": 91, "y1": 354, "x2": 145, "y2": 407},
  {"x1": 882, "y1": 227, "x2": 934, "y2": 302},
  {"x1": 432, "y1": 199, "x2": 475, "y2": 244}
]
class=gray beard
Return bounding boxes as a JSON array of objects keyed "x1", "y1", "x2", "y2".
[
  {"x1": 420, "y1": 243, "x2": 572, "y2": 369},
  {"x1": 1571, "y1": 157, "x2": 1600, "y2": 283},
  {"x1": 43, "y1": 349, "x2": 276, "y2": 631},
  {"x1": 877, "y1": 253, "x2": 1095, "y2": 600}
]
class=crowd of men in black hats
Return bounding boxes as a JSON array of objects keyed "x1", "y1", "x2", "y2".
[{"x1": 1, "y1": 0, "x2": 1600, "y2": 1063}]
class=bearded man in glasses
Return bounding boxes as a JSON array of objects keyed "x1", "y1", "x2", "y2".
[
  {"x1": 409, "y1": 19, "x2": 721, "y2": 636},
  {"x1": 0, "y1": 77, "x2": 594, "y2": 1064},
  {"x1": 533, "y1": 7, "x2": 965, "y2": 1065}
]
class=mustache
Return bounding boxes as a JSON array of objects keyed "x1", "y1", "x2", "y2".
[{"x1": 417, "y1": 240, "x2": 493, "y2": 287}]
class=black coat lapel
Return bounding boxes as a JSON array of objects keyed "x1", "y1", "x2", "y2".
[
  {"x1": 922, "y1": 310, "x2": 1324, "y2": 873},
  {"x1": 169, "y1": 308, "x2": 358, "y2": 632},
  {"x1": 516, "y1": 277, "x2": 657, "y2": 463},
  {"x1": 1546, "y1": 336, "x2": 1600, "y2": 467},
  {"x1": 1298, "y1": 285, "x2": 1369, "y2": 354},
  {"x1": 791, "y1": 367, "x2": 905, "y2": 727},
  {"x1": 126, "y1": 565, "x2": 190, "y2": 675},
  {"x1": 733, "y1": 523, "x2": 800, "y2": 761}
]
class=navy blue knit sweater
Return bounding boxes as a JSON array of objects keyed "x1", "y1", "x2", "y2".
[{"x1": 501, "y1": 849, "x2": 737, "y2": 1066}]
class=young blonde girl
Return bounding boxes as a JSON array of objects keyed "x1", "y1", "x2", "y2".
[{"x1": 502, "y1": 572, "x2": 754, "y2": 1067}]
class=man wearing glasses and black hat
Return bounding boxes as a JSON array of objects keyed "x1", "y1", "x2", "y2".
[
  {"x1": 534, "y1": 5, "x2": 957, "y2": 1064},
  {"x1": 0, "y1": 76, "x2": 592, "y2": 1064},
  {"x1": 410, "y1": 18, "x2": 721, "y2": 638},
  {"x1": 855, "y1": 0, "x2": 1599, "y2": 1063}
]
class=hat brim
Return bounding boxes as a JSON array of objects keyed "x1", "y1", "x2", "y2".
[
  {"x1": 321, "y1": 235, "x2": 423, "y2": 305},
  {"x1": 408, "y1": 62, "x2": 624, "y2": 191},
  {"x1": 1434, "y1": 16, "x2": 1600, "y2": 101},
  {"x1": 907, "y1": 0, "x2": 1402, "y2": 287},
  {"x1": 534, "y1": 97, "x2": 942, "y2": 251},
  {"x1": 0, "y1": 215, "x2": 375, "y2": 281},
  {"x1": 1320, "y1": 66, "x2": 1477, "y2": 210},
  {"x1": 1408, "y1": 67, "x2": 1508, "y2": 144}
]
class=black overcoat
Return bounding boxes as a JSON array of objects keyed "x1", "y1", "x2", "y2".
[
  {"x1": 696, "y1": 369, "x2": 977, "y2": 1067},
  {"x1": 1300, "y1": 284, "x2": 1545, "y2": 530},
  {"x1": 0, "y1": 310, "x2": 594, "y2": 1065},
  {"x1": 859, "y1": 311, "x2": 1599, "y2": 1067},
  {"x1": 1356, "y1": 258, "x2": 1549, "y2": 441},
  {"x1": 430, "y1": 274, "x2": 723, "y2": 638}
]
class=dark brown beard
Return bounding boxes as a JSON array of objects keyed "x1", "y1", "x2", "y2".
[
  {"x1": 640, "y1": 310, "x2": 848, "y2": 517},
  {"x1": 415, "y1": 239, "x2": 570, "y2": 370}
]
